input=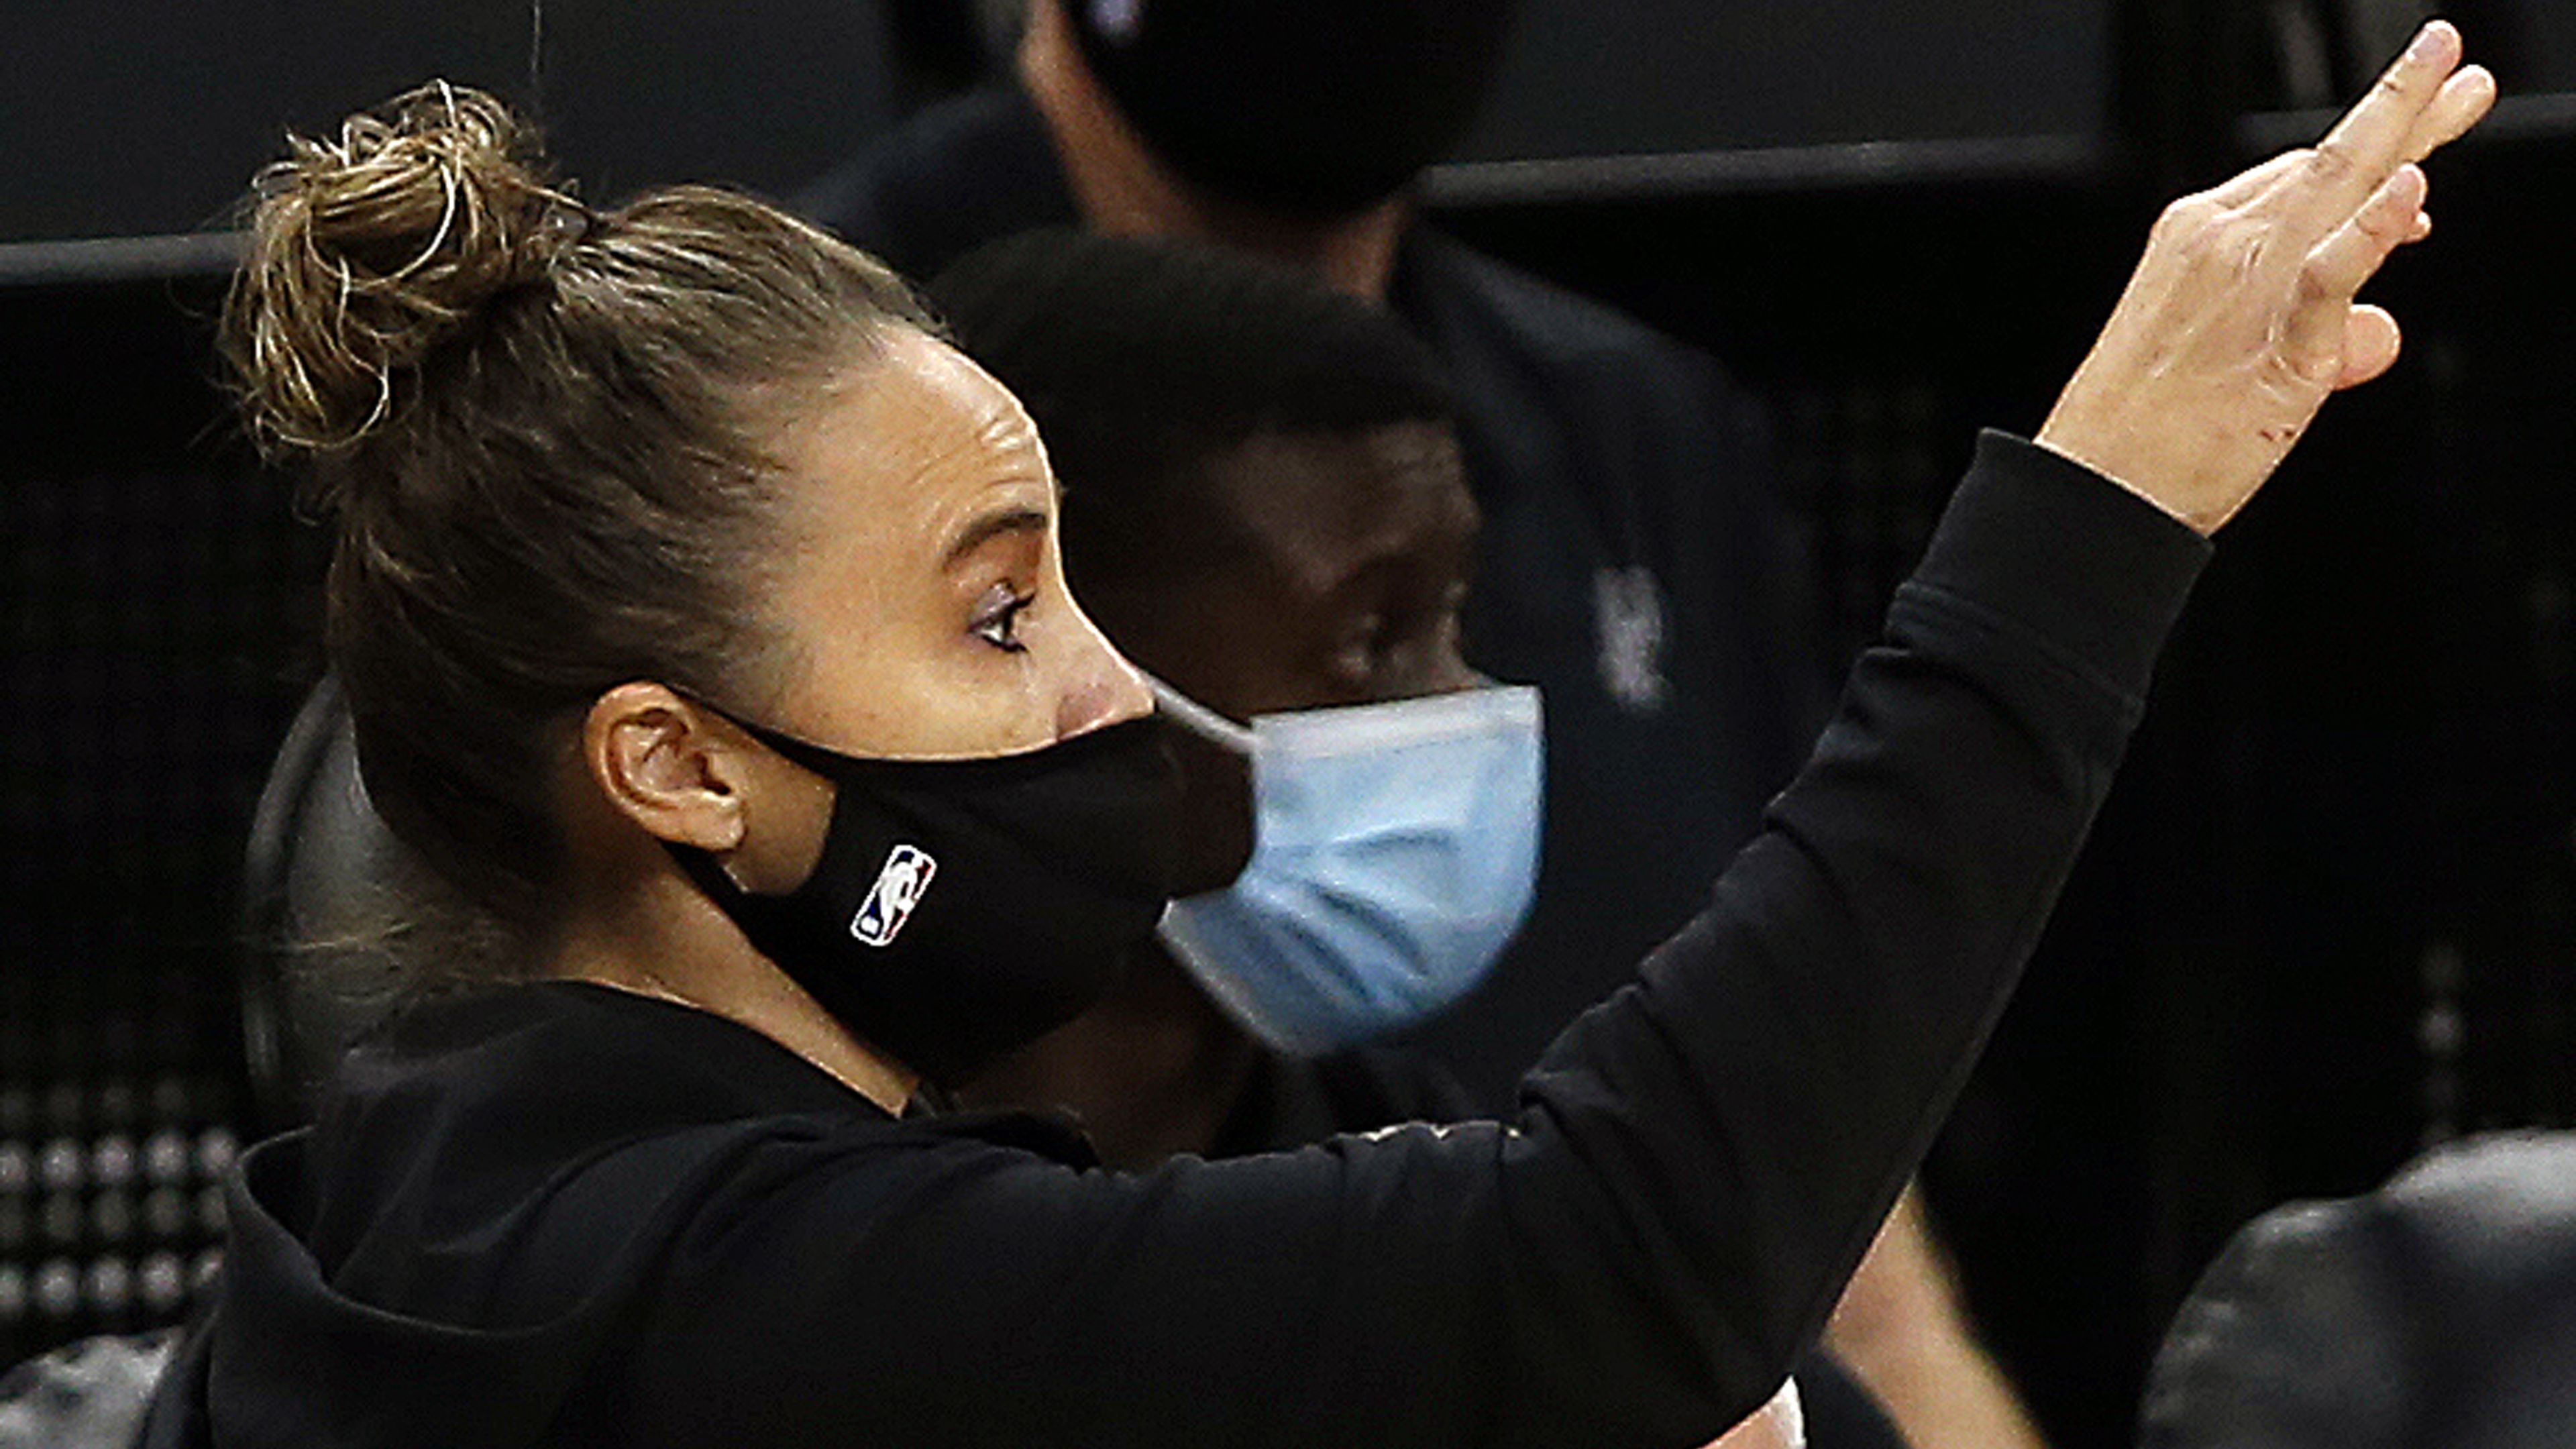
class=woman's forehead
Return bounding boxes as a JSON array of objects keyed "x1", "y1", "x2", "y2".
[
  {"x1": 842, "y1": 331, "x2": 1041, "y2": 457},
  {"x1": 786, "y1": 332, "x2": 1055, "y2": 545}
]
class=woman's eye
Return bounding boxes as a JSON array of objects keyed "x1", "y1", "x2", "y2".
[{"x1": 971, "y1": 587, "x2": 1034, "y2": 654}]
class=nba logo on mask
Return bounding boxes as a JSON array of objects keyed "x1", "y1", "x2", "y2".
[{"x1": 851, "y1": 844, "x2": 937, "y2": 947}]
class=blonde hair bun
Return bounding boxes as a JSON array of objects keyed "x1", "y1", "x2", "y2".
[{"x1": 229, "y1": 80, "x2": 580, "y2": 461}]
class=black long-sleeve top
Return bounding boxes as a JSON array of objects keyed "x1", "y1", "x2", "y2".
[{"x1": 142, "y1": 433, "x2": 2210, "y2": 1449}]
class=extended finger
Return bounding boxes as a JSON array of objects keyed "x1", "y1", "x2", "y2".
[
  {"x1": 2400, "y1": 64, "x2": 2499, "y2": 164},
  {"x1": 2235, "y1": 64, "x2": 2487, "y2": 219},
  {"x1": 2277, "y1": 21, "x2": 2463, "y2": 233},
  {"x1": 2255, "y1": 66, "x2": 2492, "y2": 231}
]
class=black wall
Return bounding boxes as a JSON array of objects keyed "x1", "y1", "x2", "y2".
[
  {"x1": 0, "y1": 0, "x2": 903, "y2": 244},
  {"x1": 1457, "y1": 0, "x2": 2114, "y2": 161}
]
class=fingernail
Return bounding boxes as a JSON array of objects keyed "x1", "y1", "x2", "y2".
[{"x1": 2410, "y1": 21, "x2": 2453, "y2": 62}]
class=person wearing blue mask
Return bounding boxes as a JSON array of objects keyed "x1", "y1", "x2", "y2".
[
  {"x1": 799, "y1": 0, "x2": 1835, "y2": 1116},
  {"x1": 932, "y1": 227, "x2": 1901, "y2": 1449},
  {"x1": 928, "y1": 229, "x2": 1530, "y2": 1165}
]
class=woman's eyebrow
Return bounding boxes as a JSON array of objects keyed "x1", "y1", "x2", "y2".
[{"x1": 943, "y1": 505, "x2": 1049, "y2": 569}]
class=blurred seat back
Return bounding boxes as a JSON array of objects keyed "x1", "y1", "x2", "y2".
[
  {"x1": 2141, "y1": 1131, "x2": 2576, "y2": 1449},
  {"x1": 237, "y1": 677, "x2": 409, "y2": 1132}
]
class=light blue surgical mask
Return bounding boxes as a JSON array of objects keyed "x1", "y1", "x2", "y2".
[{"x1": 1151, "y1": 680, "x2": 1544, "y2": 1057}]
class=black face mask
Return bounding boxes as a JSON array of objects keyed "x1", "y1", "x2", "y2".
[
  {"x1": 666, "y1": 711, "x2": 1183, "y2": 1088},
  {"x1": 1068, "y1": 0, "x2": 1524, "y2": 217}
]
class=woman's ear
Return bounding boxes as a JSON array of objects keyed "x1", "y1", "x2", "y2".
[{"x1": 582, "y1": 682, "x2": 753, "y2": 851}]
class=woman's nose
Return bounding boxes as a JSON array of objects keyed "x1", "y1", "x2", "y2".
[{"x1": 1056, "y1": 624, "x2": 1155, "y2": 741}]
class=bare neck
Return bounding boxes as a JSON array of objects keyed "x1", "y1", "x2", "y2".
[
  {"x1": 545, "y1": 863, "x2": 920, "y2": 1118},
  {"x1": 1017, "y1": 0, "x2": 1409, "y2": 302}
]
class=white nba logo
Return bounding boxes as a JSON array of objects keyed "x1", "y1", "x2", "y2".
[{"x1": 851, "y1": 844, "x2": 937, "y2": 947}]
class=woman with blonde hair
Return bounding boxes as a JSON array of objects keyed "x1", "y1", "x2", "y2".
[{"x1": 146, "y1": 37, "x2": 2489, "y2": 1447}]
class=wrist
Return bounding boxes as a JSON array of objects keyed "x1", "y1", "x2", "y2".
[{"x1": 2032, "y1": 415, "x2": 2222, "y2": 539}]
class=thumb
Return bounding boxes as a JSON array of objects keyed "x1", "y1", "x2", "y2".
[{"x1": 2337, "y1": 305, "x2": 2403, "y2": 390}]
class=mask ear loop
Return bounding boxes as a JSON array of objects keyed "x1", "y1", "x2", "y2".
[{"x1": 1146, "y1": 676, "x2": 1253, "y2": 755}]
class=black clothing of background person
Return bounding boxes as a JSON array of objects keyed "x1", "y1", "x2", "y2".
[
  {"x1": 797, "y1": 85, "x2": 1829, "y2": 1107},
  {"x1": 142, "y1": 433, "x2": 2209, "y2": 1448}
]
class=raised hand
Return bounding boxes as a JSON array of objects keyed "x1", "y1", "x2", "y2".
[{"x1": 2036, "y1": 21, "x2": 2497, "y2": 535}]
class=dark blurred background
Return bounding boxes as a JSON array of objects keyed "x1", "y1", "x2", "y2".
[{"x1": 4, "y1": 3, "x2": 2575, "y2": 1444}]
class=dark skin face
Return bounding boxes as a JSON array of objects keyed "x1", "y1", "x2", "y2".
[
  {"x1": 1097, "y1": 418, "x2": 1483, "y2": 890},
  {"x1": 955, "y1": 419, "x2": 1481, "y2": 1164}
]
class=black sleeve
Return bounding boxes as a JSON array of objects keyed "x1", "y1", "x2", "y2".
[{"x1": 620, "y1": 433, "x2": 2212, "y2": 1449}]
